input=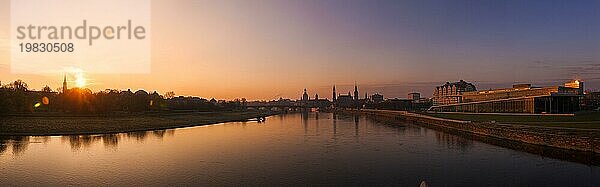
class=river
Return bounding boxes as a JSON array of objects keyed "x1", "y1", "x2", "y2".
[{"x1": 1, "y1": 112, "x2": 599, "y2": 186}]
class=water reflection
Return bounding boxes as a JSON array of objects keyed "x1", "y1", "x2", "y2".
[
  {"x1": 301, "y1": 110, "x2": 309, "y2": 135},
  {"x1": 0, "y1": 112, "x2": 598, "y2": 168},
  {"x1": 62, "y1": 135, "x2": 98, "y2": 151},
  {"x1": 354, "y1": 115, "x2": 359, "y2": 137},
  {"x1": 127, "y1": 131, "x2": 149, "y2": 142},
  {"x1": 0, "y1": 129, "x2": 176, "y2": 155},
  {"x1": 332, "y1": 112, "x2": 337, "y2": 136},
  {"x1": 101, "y1": 134, "x2": 120, "y2": 149},
  {"x1": 1, "y1": 112, "x2": 599, "y2": 186},
  {"x1": 435, "y1": 132, "x2": 474, "y2": 151},
  {"x1": 0, "y1": 136, "x2": 31, "y2": 156}
]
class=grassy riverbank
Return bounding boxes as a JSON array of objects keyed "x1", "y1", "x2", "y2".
[
  {"x1": 353, "y1": 109, "x2": 600, "y2": 155},
  {"x1": 0, "y1": 111, "x2": 272, "y2": 136},
  {"x1": 426, "y1": 112, "x2": 600, "y2": 130}
]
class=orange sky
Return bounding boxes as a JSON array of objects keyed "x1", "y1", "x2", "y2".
[{"x1": 1, "y1": 0, "x2": 598, "y2": 100}]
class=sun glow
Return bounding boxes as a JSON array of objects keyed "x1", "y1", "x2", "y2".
[
  {"x1": 65, "y1": 67, "x2": 88, "y2": 88},
  {"x1": 75, "y1": 72, "x2": 87, "y2": 88},
  {"x1": 75, "y1": 76, "x2": 86, "y2": 88}
]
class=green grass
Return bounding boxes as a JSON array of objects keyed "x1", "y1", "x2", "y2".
[{"x1": 427, "y1": 111, "x2": 600, "y2": 129}]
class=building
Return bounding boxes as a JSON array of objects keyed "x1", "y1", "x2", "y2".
[
  {"x1": 332, "y1": 85, "x2": 337, "y2": 102},
  {"x1": 376, "y1": 98, "x2": 413, "y2": 111},
  {"x1": 302, "y1": 88, "x2": 309, "y2": 101},
  {"x1": 336, "y1": 92, "x2": 354, "y2": 108},
  {"x1": 331, "y1": 83, "x2": 363, "y2": 108},
  {"x1": 583, "y1": 91, "x2": 600, "y2": 110},
  {"x1": 432, "y1": 80, "x2": 476, "y2": 106},
  {"x1": 353, "y1": 83, "x2": 359, "y2": 101},
  {"x1": 408, "y1": 92, "x2": 420, "y2": 101},
  {"x1": 62, "y1": 74, "x2": 68, "y2": 93},
  {"x1": 429, "y1": 80, "x2": 583, "y2": 114},
  {"x1": 371, "y1": 93, "x2": 384, "y2": 103},
  {"x1": 565, "y1": 80, "x2": 584, "y2": 94}
]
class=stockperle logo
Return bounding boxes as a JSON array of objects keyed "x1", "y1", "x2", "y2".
[{"x1": 10, "y1": 0, "x2": 151, "y2": 74}]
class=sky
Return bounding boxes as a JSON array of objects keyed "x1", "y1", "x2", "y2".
[{"x1": 0, "y1": 0, "x2": 599, "y2": 100}]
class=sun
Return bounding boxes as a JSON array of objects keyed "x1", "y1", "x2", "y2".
[
  {"x1": 64, "y1": 67, "x2": 89, "y2": 88},
  {"x1": 74, "y1": 71, "x2": 87, "y2": 88},
  {"x1": 75, "y1": 72, "x2": 86, "y2": 88}
]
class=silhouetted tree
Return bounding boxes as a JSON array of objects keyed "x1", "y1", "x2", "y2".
[
  {"x1": 132, "y1": 90, "x2": 150, "y2": 112},
  {"x1": 7, "y1": 80, "x2": 28, "y2": 91},
  {"x1": 0, "y1": 79, "x2": 242, "y2": 115},
  {"x1": 41, "y1": 85, "x2": 53, "y2": 92},
  {"x1": 165, "y1": 91, "x2": 175, "y2": 99}
]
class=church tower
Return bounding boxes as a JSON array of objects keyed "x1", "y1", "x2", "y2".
[
  {"x1": 302, "y1": 88, "x2": 309, "y2": 101},
  {"x1": 353, "y1": 82, "x2": 359, "y2": 101},
  {"x1": 332, "y1": 85, "x2": 337, "y2": 102},
  {"x1": 62, "y1": 74, "x2": 68, "y2": 93}
]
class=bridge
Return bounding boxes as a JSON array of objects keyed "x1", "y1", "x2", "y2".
[{"x1": 245, "y1": 100, "x2": 332, "y2": 111}]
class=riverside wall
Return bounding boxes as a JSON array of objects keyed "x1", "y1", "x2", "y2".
[{"x1": 347, "y1": 109, "x2": 600, "y2": 154}]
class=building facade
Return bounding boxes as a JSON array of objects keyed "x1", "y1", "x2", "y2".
[
  {"x1": 336, "y1": 93, "x2": 354, "y2": 108},
  {"x1": 408, "y1": 92, "x2": 420, "y2": 101},
  {"x1": 432, "y1": 80, "x2": 476, "y2": 106},
  {"x1": 371, "y1": 93, "x2": 384, "y2": 103},
  {"x1": 583, "y1": 91, "x2": 600, "y2": 110},
  {"x1": 429, "y1": 80, "x2": 583, "y2": 114}
]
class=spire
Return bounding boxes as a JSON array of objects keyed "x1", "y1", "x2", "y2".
[
  {"x1": 353, "y1": 81, "x2": 359, "y2": 101},
  {"x1": 332, "y1": 84, "x2": 337, "y2": 102},
  {"x1": 62, "y1": 74, "x2": 68, "y2": 93}
]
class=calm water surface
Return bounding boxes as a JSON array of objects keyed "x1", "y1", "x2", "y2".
[{"x1": 1, "y1": 112, "x2": 599, "y2": 186}]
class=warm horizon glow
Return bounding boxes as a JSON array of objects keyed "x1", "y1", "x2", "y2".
[
  {"x1": 0, "y1": 0, "x2": 599, "y2": 100},
  {"x1": 75, "y1": 73, "x2": 86, "y2": 88}
]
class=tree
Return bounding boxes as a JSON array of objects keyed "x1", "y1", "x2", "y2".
[
  {"x1": 41, "y1": 85, "x2": 53, "y2": 92},
  {"x1": 8, "y1": 80, "x2": 28, "y2": 91},
  {"x1": 165, "y1": 91, "x2": 176, "y2": 99}
]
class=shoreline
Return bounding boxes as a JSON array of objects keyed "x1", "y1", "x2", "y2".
[
  {"x1": 343, "y1": 109, "x2": 600, "y2": 154},
  {"x1": 0, "y1": 111, "x2": 275, "y2": 137}
]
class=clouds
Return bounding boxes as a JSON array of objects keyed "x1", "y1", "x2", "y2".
[{"x1": 528, "y1": 60, "x2": 600, "y2": 81}]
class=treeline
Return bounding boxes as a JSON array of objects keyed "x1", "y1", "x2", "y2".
[{"x1": 0, "y1": 80, "x2": 246, "y2": 115}]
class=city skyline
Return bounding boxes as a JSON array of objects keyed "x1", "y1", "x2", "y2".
[
  {"x1": 1, "y1": 1, "x2": 600, "y2": 186},
  {"x1": 1, "y1": 0, "x2": 599, "y2": 100}
]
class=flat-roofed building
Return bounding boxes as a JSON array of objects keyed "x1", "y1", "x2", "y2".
[
  {"x1": 408, "y1": 92, "x2": 420, "y2": 101},
  {"x1": 429, "y1": 80, "x2": 583, "y2": 114},
  {"x1": 371, "y1": 93, "x2": 384, "y2": 103}
]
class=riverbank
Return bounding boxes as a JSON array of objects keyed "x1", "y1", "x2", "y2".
[
  {"x1": 0, "y1": 111, "x2": 274, "y2": 136},
  {"x1": 428, "y1": 112, "x2": 600, "y2": 129},
  {"x1": 345, "y1": 109, "x2": 600, "y2": 154}
]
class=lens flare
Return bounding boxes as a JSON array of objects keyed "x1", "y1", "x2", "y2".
[{"x1": 42, "y1": 97, "x2": 50, "y2": 105}]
